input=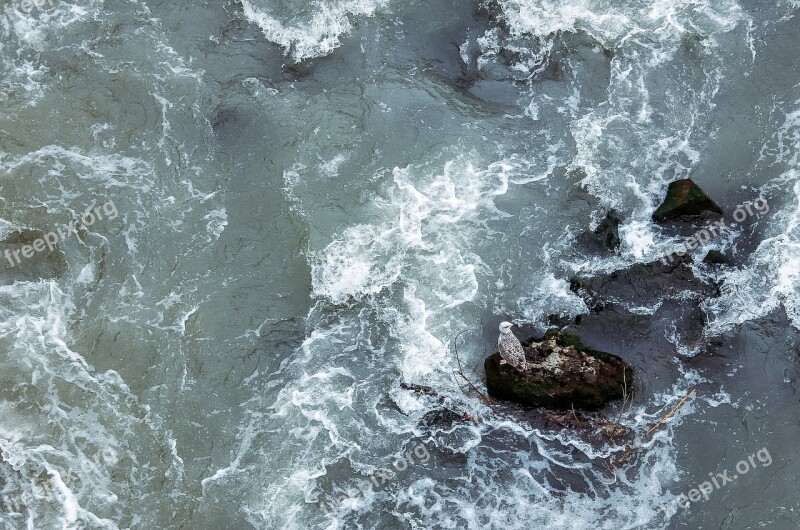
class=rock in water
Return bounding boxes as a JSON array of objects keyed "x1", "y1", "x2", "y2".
[
  {"x1": 593, "y1": 209, "x2": 621, "y2": 251},
  {"x1": 0, "y1": 229, "x2": 68, "y2": 284},
  {"x1": 703, "y1": 249, "x2": 728, "y2": 265},
  {"x1": 577, "y1": 209, "x2": 621, "y2": 254},
  {"x1": 484, "y1": 330, "x2": 633, "y2": 410},
  {"x1": 652, "y1": 179, "x2": 722, "y2": 222}
]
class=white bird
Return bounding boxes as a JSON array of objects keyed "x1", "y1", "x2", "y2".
[{"x1": 497, "y1": 321, "x2": 528, "y2": 372}]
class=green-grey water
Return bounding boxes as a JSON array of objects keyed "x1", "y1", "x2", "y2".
[{"x1": 1, "y1": 0, "x2": 799, "y2": 528}]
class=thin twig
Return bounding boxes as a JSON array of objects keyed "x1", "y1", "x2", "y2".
[
  {"x1": 612, "y1": 368, "x2": 630, "y2": 433},
  {"x1": 570, "y1": 404, "x2": 584, "y2": 428},
  {"x1": 603, "y1": 458, "x2": 618, "y2": 484},
  {"x1": 544, "y1": 411, "x2": 567, "y2": 428},
  {"x1": 614, "y1": 445, "x2": 638, "y2": 466},
  {"x1": 452, "y1": 329, "x2": 491, "y2": 404},
  {"x1": 614, "y1": 371, "x2": 628, "y2": 426}
]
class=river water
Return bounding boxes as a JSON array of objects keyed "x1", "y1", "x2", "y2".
[{"x1": 0, "y1": 0, "x2": 799, "y2": 528}]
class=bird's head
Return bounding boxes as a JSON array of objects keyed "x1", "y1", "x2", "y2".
[{"x1": 499, "y1": 321, "x2": 514, "y2": 333}]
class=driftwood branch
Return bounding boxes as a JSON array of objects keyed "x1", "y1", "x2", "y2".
[
  {"x1": 605, "y1": 386, "x2": 697, "y2": 471},
  {"x1": 645, "y1": 387, "x2": 696, "y2": 438}
]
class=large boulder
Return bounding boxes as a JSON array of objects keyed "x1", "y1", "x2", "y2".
[
  {"x1": 485, "y1": 330, "x2": 632, "y2": 410},
  {"x1": 652, "y1": 179, "x2": 722, "y2": 222}
]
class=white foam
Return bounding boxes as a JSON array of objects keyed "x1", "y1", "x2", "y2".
[
  {"x1": 204, "y1": 208, "x2": 228, "y2": 240},
  {"x1": 241, "y1": 0, "x2": 385, "y2": 61},
  {"x1": 311, "y1": 159, "x2": 506, "y2": 308},
  {"x1": 477, "y1": 0, "x2": 751, "y2": 275},
  {"x1": 0, "y1": 282, "x2": 138, "y2": 529},
  {"x1": 704, "y1": 92, "x2": 800, "y2": 333},
  {"x1": 0, "y1": 0, "x2": 101, "y2": 109},
  {"x1": 517, "y1": 273, "x2": 588, "y2": 324}
]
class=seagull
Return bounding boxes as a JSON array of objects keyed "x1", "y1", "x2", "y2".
[{"x1": 497, "y1": 321, "x2": 528, "y2": 372}]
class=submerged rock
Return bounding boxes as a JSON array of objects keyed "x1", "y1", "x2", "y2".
[
  {"x1": 569, "y1": 252, "x2": 716, "y2": 312},
  {"x1": 577, "y1": 209, "x2": 621, "y2": 254},
  {"x1": 703, "y1": 249, "x2": 728, "y2": 265},
  {"x1": 0, "y1": 229, "x2": 68, "y2": 283},
  {"x1": 484, "y1": 330, "x2": 633, "y2": 410},
  {"x1": 568, "y1": 253, "x2": 714, "y2": 353},
  {"x1": 652, "y1": 179, "x2": 722, "y2": 222},
  {"x1": 420, "y1": 408, "x2": 463, "y2": 429}
]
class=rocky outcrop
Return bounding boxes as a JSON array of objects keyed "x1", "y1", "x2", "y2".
[
  {"x1": 485, "y1": 330, "x2": 633, "y2": 410},
  {"x1": 577, "y1": 209, "x2": 621, "y2": 254},
  {"x1": 567, "y1": 253, "x2": 716, "y2": 356},
  {"x1": 652, "y1": 179, "x2": 722, "y2": 222},
  {"x1": 569, "y1": 252, "x2": 717, "y2": 312}
]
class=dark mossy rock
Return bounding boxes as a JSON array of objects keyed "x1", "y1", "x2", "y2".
[
  {"x1": 652, "y1": 179, "x2": 722, "y2": 222},
  {"x1": 703, "y1": 249, "x2": 728, "y2": 265},
  {"x1": 485, "y1": 330, "x2": 633, "y2": 410},
  {"x1": 577, "y1": 209, "x2": 621, "y2": 254}
]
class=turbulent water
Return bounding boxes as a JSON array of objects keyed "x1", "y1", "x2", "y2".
[{"x1": 1, "y1": 0, "x2": 799, "y2": 528}]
